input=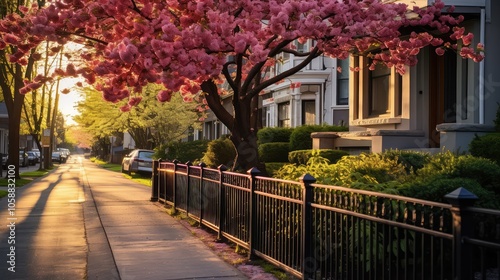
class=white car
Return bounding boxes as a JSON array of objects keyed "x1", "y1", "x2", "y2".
[{"x1": 121, "y1": 149, "x2": 155, "y2": 175}]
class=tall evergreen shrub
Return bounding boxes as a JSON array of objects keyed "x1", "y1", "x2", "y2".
[{"x1": 289, "y1": 124, "x2": 347, "y2": 151}]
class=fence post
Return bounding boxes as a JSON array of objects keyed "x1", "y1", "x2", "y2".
[
  {"x1": 198, "y1": 162, "x2": 206, "y2": 225},
  {"x1": 444, "y1": 187, "x2": 478, "y2": 280},
  {"x1": 217, "y1": 165, "x2": 228, "y2": 241},
  {"x1": 185, "y1": 161, "x2": 192, "y2": 216},
  {"x1": 301, "y1": 173, "x2": 316, "y2": 280},
  {"x1": 247, "y1": 167, "x2": 261, "y2": 260},
  {"x1": 150, "y1": 159, "x2": 159, "y2": 202},
  {"x1": 172, "y1": 159, "x2": 179, "y2": 212}
]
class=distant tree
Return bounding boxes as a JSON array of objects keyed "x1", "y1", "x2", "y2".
[
  {"x1": 0, "y1": 0, "x2": 43, "y2": 177},
  {"x1": 22, "y1": 43, "x2": 70, "y2": 169},
  {"x1": 75, "y1": 83, "x2": 201, "y2": 149},
  {"x1": 0, "y1": 0, "x2": 484, "y2": 173}
]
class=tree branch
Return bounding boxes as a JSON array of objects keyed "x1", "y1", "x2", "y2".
[
  {"x1": 251, "y1": 46, "x2": 322, "y2": 96},
  {"x1": 56, "y1": 30, "x2": 108, "y2": 46},
  {"x1": 200, "y1": 80, "x2": 234, "y2": 129}
]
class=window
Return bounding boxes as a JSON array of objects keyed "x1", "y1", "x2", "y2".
[
  {"x1": 261, "y1": 106, "x2": 269, "y2": 127},
  {"x1": 296, "y1": 41, "x2": 307, "y2": 53},
  {"x1": 302, "y1": 100, "x2": 316, "y2": 125},
  {"x1": 278, "y1": 101, "x2": 290, "y2": 127},
  {"x1": 350, "y1": 56, "x2": 405, "y2": 125},
  {"x1": 337, "y1": 58, "x2": 349, "y2": 105},
  {"x1": 369, "y1": 62, "x2": 391, "y2": 116}
]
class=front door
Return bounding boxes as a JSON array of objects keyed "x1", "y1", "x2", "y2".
[{"x1": 428, "y1": 50, "x2": 457, "y2": 148}]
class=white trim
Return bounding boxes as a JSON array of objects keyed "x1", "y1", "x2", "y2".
[{"x1": 479, "y1": 8, "x2": 485, "y2": 124}]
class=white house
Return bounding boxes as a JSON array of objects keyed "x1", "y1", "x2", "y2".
[{"x1": 316, "y1": 0, "x2": 498, "y2": 154}]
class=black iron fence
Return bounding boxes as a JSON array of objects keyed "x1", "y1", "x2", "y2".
[{"x1": 151, "y1": 160, "x2": 500, "y2": 280}]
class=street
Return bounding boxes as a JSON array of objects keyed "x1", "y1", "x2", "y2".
[
  {"x1": 0, "y1": 155, "x2": 247, "y2": 280},
  {"x1": 0, "y1": 155, "x2": 87, "y2": 279}
]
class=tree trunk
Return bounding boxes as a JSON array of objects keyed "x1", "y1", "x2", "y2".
[
  {"x1": 230, "y1": 132, "x2": 267, "y2": 175},
  {"x1": 201, "y1": 79, "x2": 268, "y2": 175}
]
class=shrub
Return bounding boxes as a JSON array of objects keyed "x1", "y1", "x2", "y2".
[
  {"x1": 453, "y1": 155, "x2": 500, "y2": 193},
  {"x1": 154, "y1": 140, "x2": 209, "y2": 163},
  {"x1": 257, "y1": 127, "x2": 294, "y2": 144},
  {"x1": 265, "y1": 162, "x2": 288, "y2": 177},
  {"x1": 259, "y1": 142, "x2": 290, "y2": 162},
  {"x1": 417, "y1": 151, "x2": 500, "y2": 194},
  {"x1": 332, "y1": 153, "x2": 410, "y2": 189},
  {"x1": 201, "y1": 137, "x2": 236, "y2": 168},
  {"x1": 469, "y1": 133, "x2": 500, "y2": 165},
  {"x1": 399, "y1": 178, "x2": 500, "y2": 209},
  {"x1": 273, "y1": 154, "x2": 336, "y2": 183},
  {"x1": 289, "y1": 124, "x2": 348, "y2": 151},
  {"x1": 288, "y1": 149, "x2": 348, "y2": 165},
  {"x1": 275, "y1": 152, "x2": 410, "y2": 193},
  {"x1": 382, "y1": 149, "x2": 431, "y2": 174},
  {"x1": 416, "y1": 150, "x2": 458, "y2": 179}
]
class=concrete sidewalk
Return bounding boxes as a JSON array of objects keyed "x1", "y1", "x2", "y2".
[
  {"x1": 0, "y1": 156, "x2": 248, "y2": 279},
  {"x1": 81, "y1": 157, "x2": 248, "y2": 280}
]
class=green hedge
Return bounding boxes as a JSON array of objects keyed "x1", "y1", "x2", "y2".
[
  {"x1": 289, "y1": 124, "x2": 348, "y2": 151},
  {"x1": 288, "y1": 149, "x2": 349, "y2": 165},
  {"x1": 274, "y1": 150, "x2": 500, "y2": 209},
  {"x1": 469, "y1": 133, "x2": 500, "y2": 165},
  {"x1": 382, "y1": 149, "x2": 431, "y2": 174},
  {"x1": 201, "y1": 137, "x2": 236, "y2": 168},
  {"x1": 400, "y1": 178, "x2": 500, "y2": 209},
  {"x1": 257, "y1": 127, "x2": 294, "y2": 144},
  {"x1": 154, "y1": 140, "x2": 209, "y2": 163},
  {"x1": 258, "y1": 142, "x2": 290, "y2": 162}
]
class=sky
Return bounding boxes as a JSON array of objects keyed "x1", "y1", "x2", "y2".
[{"x1": 58, "y1": 77, "x2": 83, "y2": 125}]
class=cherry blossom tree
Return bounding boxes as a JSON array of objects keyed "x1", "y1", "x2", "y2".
[{"x1": 0, "y1": 0, "x2": 484, "y2": 172}]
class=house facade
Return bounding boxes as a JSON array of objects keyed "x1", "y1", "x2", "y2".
[
  {"x1": 201, "y1": 0, "x2": 499, "y2": 156},
  {"x1": 323, "y1": 0, "x2": 498, "y2": 154},
  {"x1": 259, "y1": 40, "x2": 349, "y2": 129},
  {"x1": 199, "y1": 43, "x2": 349, "y2": 140}
]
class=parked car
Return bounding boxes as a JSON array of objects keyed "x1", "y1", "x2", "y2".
[
  {"x1": 52, "y1": 152, "x2": 63, "y2": 163},
  {"x1": 19, "y1": 151, "x2": 29, "y2": 167},
  {"x1": 121, "y1": 149, "x2": 155, "y2": 175},
  {"x1": 26, "y1": 151, "x2": 39, "y2": 165},
  {"x1": 56, "y1": 148, "x2": 69, "y2": 163}
]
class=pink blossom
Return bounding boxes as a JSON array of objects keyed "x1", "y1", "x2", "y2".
[
  {"x1": 17, "y1": 57, "x2": 28, "y2": 65},
  {"x1": 3, "y1": 33, "x2": 20, "y2": 44},
  {"x1": 118, "y1": 42, "x2": 139, "y2": 64},
  {"x1": 128, "y1": 96, "x2": 142, "y2": 106},
  {"x1": 477, "y1": 43, "x2": 484, "y2": 51},
  {"x1": 157, "y1": 90, "x2": 173, "y2": 102},
  {"x1": 462, "y1": 33, "x2": 474, "y2": 46},
  {"x1": 435, "y1": 48, "x2": 445, "y2": 56},
  {"x1": 450, "y1": 27, "x2": 465, "y2": 40},
  {"x1": 66, "y1": 64, "x2": 77, "y2": 76},
  {"x1": 0, "y1": 0, "x2": 484, "y2": 121},
  {"x1": 120, "y1": 104, "x2": 131, "y2": 112}
]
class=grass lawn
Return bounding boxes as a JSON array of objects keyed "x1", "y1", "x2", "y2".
[
  {"x1": 0, "y1": 190, "x2": 7, "y2": 199},
  {"x1": 91, "y1": 158, "x2": 152, "y2": 187}
]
